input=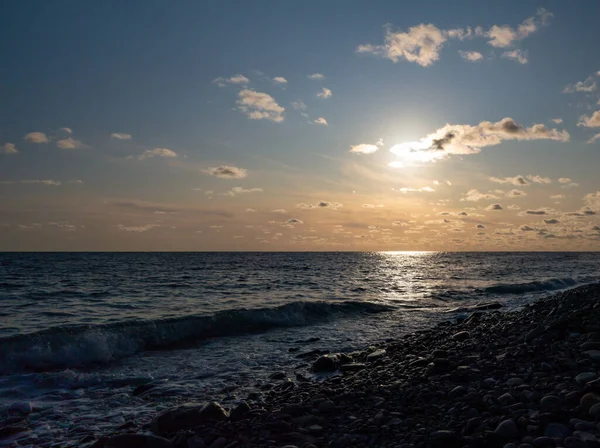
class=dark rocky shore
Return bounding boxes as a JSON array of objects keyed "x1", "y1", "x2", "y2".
[{"x1": 12, "y1": 284, "x2": 600, "y2": 448}]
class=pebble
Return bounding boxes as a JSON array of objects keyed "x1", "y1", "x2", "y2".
[
  {"x1": 580, "y1": 393, "x2": 600, "y2": 412},
  {"x1": 576, "y1": 372, "x2": 597, "y2": 384},
  {"x1": 540, "y1": 395, "x2": 561, "y2": 410},
  {"x1": 495, "y1": 419, "x2": 518, "y2": 439},
  {"x1": 505, "y1": 378, "x2": 524, "y2": 387}
]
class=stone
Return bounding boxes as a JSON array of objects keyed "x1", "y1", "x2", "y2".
[
  {"x1": 318, "y1": 400, "x2": 336, "y2": 413},
  {"x1": 564, "y1": 437, "x2": 587, "y2": 448},
  {"x1": 505, "y1": 377, "x2": 524, "y2": 387},
  {"x1": 312, "y1": 355, "x2": 339, "y2": 372},
  {"x1": 452, "y1": 331, "x2": 471, "y2": 341},
  {"x1": 540, "y1": 395, "x2": 562, "y2": 410},
  {"x1": 230, "y1": 401, "x2": 251, "y2": 421},
  {"x1": 576, "y1": 372, "x2": 597, "y2": 384},
  {"x1": 498, "y1": 392, "x2": 516, "y2": 406},
  {"x1": 589, "y1": 402, "x2": 600, "y2": 419},
  {"x1": 186, "y1": 436, "x2": 206, "y2": 448},
  {"x1": 98, "y1": 434, "x2": 174, "y2": 448},
  {"x1": 208, "y1": 437, "x2": 228, "y2": 448},
  {"x1": 544, "y1": 422, "x2": 570, "y2": 438},
  {"x1": 532, "y1": 437, "x2": 554, "y2": 447},
  {"x1": 448, "y1": 386, "x2": 466, "y2": 399},
  {"x1": 585, "y1": 350, "x2": 600, "y2": 361},
  {"x1": 366, "y1": 349, "x2": 386, "y2": 361},
  {"x1": 495, "y1": 419, "x2": 518, "y2": 439},
  {"x1": 580, "y1": 393, "x2": 600, "y2": 413},
  {"x1": 340, "y1": 363, "x2": 366, "y2": 372},
  {"x1": 151, "y1": 402, "x2": 230, "y2": 436}
]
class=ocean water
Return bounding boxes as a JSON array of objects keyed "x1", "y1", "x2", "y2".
[{"x1": 1, "y1": 252, "x2": 599, "y2": 446}]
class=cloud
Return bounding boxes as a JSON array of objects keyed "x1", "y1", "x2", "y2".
[
  {"x1": 291, "y1": 100, "x2": 307, "y2": 111},
  {"x1": 526, "y1": 174, "x2": 552, "y2": 184},
  {"x1": 204, "y1": 166, "x2": 248, "y2": 179},
  {"x1": 60, "y1": 127, "x2": 73, "y2": 134},
  {"x1": 489, "y1": 175, "x2": 528, "y2": 186},
  {"x1": 246, "y1": 208, "x2": 257, "y2": 213},
  {"x1": 350, "y1": 143, "x2": 379, "y2": 154},
  {"x1": 551, "y1": 194, "x2": 565, "y2": 200},
  {"x1": 486, "y1": 203, "x2": 503, "y2": 211},
  {"x1": 588, "y1": 133, "x2": 600, "y2": 144},
  {"x1": 462, "y1": 189, "x2": 500, "y2": 202},
  {"x1": 228, "y1": 187, "x2": 263, "y2": 195},
  {"x1": 24, "y1": 132, "x2": 49, "y2": 144},
  {"x1": 558, "y1": 178, "x2": 572, "y2": 184},
  {"x1": 287, "y1": 218, "x2": 303, "y2": 224},
  {"x1": 362, "y1": 204, "x2": 385, "y2": 208},
  {"x1": 389, "y1": 117, "x2": 568, "y2": 165},
  {"x1": 237, "y1": 89, "x2": 285, "y2": 122},
  {"x1": 520, "y1": 225, "x2": 535, "y2": 231},
  {"x1": 273, "y1": 77, "x2": 288, "y2": 84},
  {"x1": 111, "y1": 133, "x2": 132, "y2": 140},
  {"x1": 544, "y1": 219, "x2": 560, "y2": 224},
  {"x1": 578, "y1": 111, "x2": 600, "y2": 128},
  {"x1": 501, "y1": 49, "x2": 528, "y2": 64},
  {"x1": 525, "y1": 209, "x2": 547, "y2": 215},
  {"x1": 317, "y1": 87, "x2": 332, "y2": 98},
  {"x1": 0, "y1": 179, "x2": 62, "y2": 186},
  {"x1": 476, "y1": 224, "x2": 486, "y2": 229},
  {"x1": 139, "y1": 148, "x2": 177, "y2": 160},
  {"x1": 564, "y1": 76, "x2": 597, "y2": 93},
  {"x1": 506, "y1": 189, "x2": 527, "y2": 197},
  {"x1": 397, "y1": 187, "x2": 435, "y2": 193},
  {"x1": 459, "y1": 50, "x2": 483, "y2": 62},
  {"x1": 481, "y1": 8, "x2": 552, "y2": 48},
  {"x1": 270, "y1": 209, "x2": 287, "y2": 214},
  {"x1": 551, "y1": 118, "x2": 563, "y2": 124},
  {"x1": 118, "y1": 224, "x2": 160, "y2": 232},
  {"x1": 296, "y1": 201, "x2": 343, "y2": 210},
  {"x1": 356, "y1": 23, "x2": 467, "y2": 67},
  {"x1": 213, "y1": 74, "x2": 249, "y2": 87},
  {"x1": 314, "y1": 117, "x2": 328, "y2": 126},
  {"x1": 308, "y1": 73, "x2": 325, "y2": 80},
  {"x1": 56, "y1": 137, "x2": 83, "y2": 149},
  {"x1": 2, "y1": 143, "x2": 17, "y2": 154},
  {"x1": 584, "y1": 192, "x2": 600, "y2": 211}
]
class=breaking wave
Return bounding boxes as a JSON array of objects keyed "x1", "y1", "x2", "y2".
[{"x1": 0, "y1": 300, "x2": 393, "y2": 374}]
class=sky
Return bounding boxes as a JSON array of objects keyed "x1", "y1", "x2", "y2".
[{"x1": 1, "y1": 1, "x2": 600, "y2": 251}]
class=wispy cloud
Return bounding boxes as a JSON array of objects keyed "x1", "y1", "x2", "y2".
[
  {"x1": 2, "y1": 143, "x2": 18, "y2": 154},
  {"x1": 24, "y1": 132, "x2": 49, "y2": 144},
  {"x1": 501, "y1": 49, "x2": 528, "y2": 64},
  {"x1": 481, "y1": 8, "x2": 551, "y2": 48},
  {"x1": 272, "y1": 76, "x2": 287, "y2": 84},
  {"x1": 489, "y1": 175, "x2": 528, "y2": 186},
  {"x1": 313, "y1": 117, "x2": 328, "y2": 126},
  {"x1": 389, "y1": 117, "x2": 568, "y2": 166},
  {"x1": 237, "y1": 89, "x2": 285, "y2": 122},
  {"x1": 213, "y1": 74, "x2": 249, "y2": 87},
  {"x1": 297, "y1": 201, "x2": 343, "y2": 210},
  {"x1": 118, "y1": 224, "x2": 160, "y2": 232},
  {"x1": 139, "y1": 148, "x2": 177, "y2": 160},
  {"x1": 56, "y1": 137, "x2": 83, "y2": 149},
  {"x1": 564, "y1": 74, "x2": 598, "y2": 93},
  {"x1": 316, "y1": 87, "x2": 332, "y2": 99},
  {"x1": 203, "y1": 166, "x2": 248, "y2": 179},
  {"x1": 349, "y1": 143, "x2": 380, "y2": 154},
  {"x1": 111, "y1": 133, "x2": 132, "y2": 140},
  {"x1": 308, "y1": 73, "x2": 325, "y2": 80},
  {"x1": 458, "y1": 50, "x2": 483, "y2": 62}
]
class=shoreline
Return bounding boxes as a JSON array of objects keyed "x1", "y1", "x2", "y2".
[{"x1": 7, "y1": 283, "x2": 600, "y2": 447}]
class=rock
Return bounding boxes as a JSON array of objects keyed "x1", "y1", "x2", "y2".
[
  {"x1": 495, "y1": 419, "x2": 518, "y2": 440},
  {"x1": 312, "y1": 355, "x2": 339, "y2": 372},
  {"x1": 340, "y1": 363, "x2": 366, "y2": 372},
  {"x1": 544, "y1": 422, "x2": 570, "y2": 438},
  {"x1": 572, "y1": 431, "x2": 597, "y2": 443},
  {"x1": 307, "y1": 424, "x2": 323, "y2": 434},
  {"x1": 505, "y1": 377, "x2": 524, "y2": 387},
  {"x1": 576, "y1": 372, "x2": 597, "y2": 384},
  {"x1": 208, "y1": 437, "x2": 228, "y2": 448},
  {"x1": 366, "y1": 349, "x2": 386, "y2": 361},
  {"x1": 532, "y1": 437, "x2": 554, "y2": 447},
  {"x1": 8, "y1": 402, "x2": 32, "y2": 415},
  {"x1": 564, "y1": 437, "x2": 587, "y2": 448},
  {"x1": 270, "y1": 371, "x2": 286, "y2": 380},
  {"x1": 151, "y1": 402, "x2": 229, "y2": 436},
  {"x1": 452, "y1": 331, "x2": 471, "y2": 341},
  {"x1": 589, "y1": 402, "x2": 600, "y2": 419},
  {"x1": 580, "y1": 393, "x2": 600, "y2": 413},
  {"x1": 97, "y1": 434, "x2": 174, "y2": 448},
  {"x1": 186, "y1": 435, "x2": 206, "y2": 448},
  {"x1": 448, "y1": 386, "x2": 466, "y2": 399},
  {"x1": 498, "y1": 392, "x2": 515, "y2": 406},
  {"x1": 318, "y1": 400, "x2": 336, "y2": 413},
  {"x1": 230, "y1": 401, "x2": 251, "y2": 421},
  {"x1": 585, "y1": 350, "x2": 600, "y2": 361},
  {"x1": 540, "y1": 395, "x2": 561, "y2": 410}
]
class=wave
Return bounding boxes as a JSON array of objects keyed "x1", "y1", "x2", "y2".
[
  {"x1": 0, "y1": 300, "x2": 393, "y2": 374},
  {"x1": 482, "y1": 277, "x2": 578, "y2": 295}
]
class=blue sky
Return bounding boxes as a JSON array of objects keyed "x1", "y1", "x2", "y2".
[{"x1": 1, "y1": 1, "x2": 599, "y2": 250}]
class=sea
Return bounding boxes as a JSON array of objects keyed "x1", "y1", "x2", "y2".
[{"x1": 1, "y1": 252, "x2": 599, "y2": 447}]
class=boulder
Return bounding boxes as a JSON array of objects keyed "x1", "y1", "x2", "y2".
[{"x1": 151, "y1": 402, "x2": 229, "y2": 436}]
